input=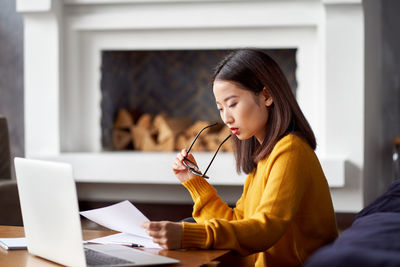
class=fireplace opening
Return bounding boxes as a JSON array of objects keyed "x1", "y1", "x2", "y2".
[{"x1": 100, "y1": 49, "x2": 297, "y2": 151}]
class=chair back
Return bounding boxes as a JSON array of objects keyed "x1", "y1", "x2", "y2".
[
  {"x1": 0, "y1": 116, "x2": 11, "y2": 180},
  {"x1": 0, "y1": 116, "x2": 22, "y2": 225}
]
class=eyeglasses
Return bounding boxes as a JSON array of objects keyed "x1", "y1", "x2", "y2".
[{"x1": 182, "y1": 123, "x2": 231, "y2": 179}]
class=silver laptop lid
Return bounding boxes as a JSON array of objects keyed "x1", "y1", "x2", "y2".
[{"x1": 14, "y1": 157, "x2": 87, "y2": 267}]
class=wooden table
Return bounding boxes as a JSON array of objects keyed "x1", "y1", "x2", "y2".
[{"x1": 0, "y1": 225, "x2": 244, "y2": 267}]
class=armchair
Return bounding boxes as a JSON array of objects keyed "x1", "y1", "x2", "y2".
[{"x1": 0, "y1": 116, "x2": 22, "y2": 226}]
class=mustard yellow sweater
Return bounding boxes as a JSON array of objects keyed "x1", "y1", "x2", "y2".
[{"x1": 181, "y1": 134, "x2": 338, "y2": 267}]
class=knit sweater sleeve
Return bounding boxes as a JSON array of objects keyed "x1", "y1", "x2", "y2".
[
  {"x1": 181, "y1": 136, "x2": 313, "y2": 255},
  {"x1": 182, "y1": 174, "x2": 246, "y2": 223}
]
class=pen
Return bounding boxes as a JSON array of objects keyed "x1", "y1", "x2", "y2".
[{"x1": 112, "y1": 242, "x2": 144, "y2": 248}]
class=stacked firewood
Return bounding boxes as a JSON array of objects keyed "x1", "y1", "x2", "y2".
[{"x1": 112, "y1": 109, "x2": 233, "y2": 152}]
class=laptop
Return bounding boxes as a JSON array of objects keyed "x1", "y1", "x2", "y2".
[{"x1": 14, "y1": 157, "x2": 179, "y2": 267}]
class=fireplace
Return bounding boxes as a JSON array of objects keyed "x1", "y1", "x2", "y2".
[
  {"x1": 17, "y1": 0, "x2": 364, "y2": 211},
  {"x1": 100, "y1": 49, "x2": 297, "y2": 151}
]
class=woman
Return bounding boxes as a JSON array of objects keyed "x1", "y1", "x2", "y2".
[{"x1": 142, "y1": 49, "x2": 338, "y2": 267}]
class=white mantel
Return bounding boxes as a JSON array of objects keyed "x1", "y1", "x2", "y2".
[{"x1": 17, "y1": 0, "x2": 364, "y2": 211}]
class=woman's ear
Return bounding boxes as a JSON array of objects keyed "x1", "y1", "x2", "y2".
[{"x1": 262, "y1": 87, "x2": 274, "y2": 107}]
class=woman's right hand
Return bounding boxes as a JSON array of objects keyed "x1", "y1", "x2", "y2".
[{"x1": 172, "y1": 149, "x2": 197, "y2": 183}]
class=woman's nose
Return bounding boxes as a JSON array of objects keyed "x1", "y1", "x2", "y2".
[{"x1": 222, "y1": 110, "x2": 233, "y2": 124}]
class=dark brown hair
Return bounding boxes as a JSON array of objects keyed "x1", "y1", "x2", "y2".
[{"x1": 213, "y1": 49, "x2": 316, "y2": 174}]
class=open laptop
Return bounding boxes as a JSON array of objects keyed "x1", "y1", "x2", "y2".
[{"x1": 14, "y1": 157, "x2": 179, "y2": 267}]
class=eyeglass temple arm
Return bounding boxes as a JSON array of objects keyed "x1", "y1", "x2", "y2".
[
  {"x1": 202, "y1": 134, "x2": 232, "y2": 177},
  {"x1": 187, "y1": 123, "x2": 218, "y2": 153}
]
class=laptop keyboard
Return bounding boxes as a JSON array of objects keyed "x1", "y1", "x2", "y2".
[{"x1": 85, "y1": 248, "x2": 134, "y2": 266}]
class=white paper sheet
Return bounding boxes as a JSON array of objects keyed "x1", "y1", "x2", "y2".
[
  {"x1": 80, "y1": 200, "x2": 161, "y2": 248},
  {"x1": 80, "y1": 200, "x2": 149, "y2": 238},
  {"x1": 88, "y1": 232, "x2": 161, "y2": 249}
]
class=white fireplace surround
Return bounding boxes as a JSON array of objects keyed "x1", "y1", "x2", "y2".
[{"x1": 17, "y1": 0, "x2": 364, "y2": 211}]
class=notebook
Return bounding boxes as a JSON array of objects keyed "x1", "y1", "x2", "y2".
[
  {"x1": 14, "y1": 157, "x2": 179, "y2": 267},
  {"x1": 0, "y1": 237, "x2": 27, "y2": 250}
]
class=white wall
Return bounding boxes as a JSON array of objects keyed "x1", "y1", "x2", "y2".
[{"x1": 18, "y1": 0, "x2": 365, "y2": 212}]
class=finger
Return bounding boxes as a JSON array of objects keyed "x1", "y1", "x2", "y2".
[
  {"x1": 145, "y1": 221, "x2": 162, "y2": 231},
  {"x1": 186, "y1": 153, "x2": 196, "y2": 163},
  {"x1": 181, "y1": 149, "x2": 187, "y2": 157},
  {"x1": 160, "y1": 243, "x2": 169, "y2": 250},
  {"x1": 172, "y1": 161, "x2": 179, "y2": 170},
  {"x1": 147, "y1": 230, "x2": 163, "y2": 239},
  {"x1": 152, "y1": 237, "x2": 168, "y2": 248},
  {"x1": 154, "y1": 238, "x2": 170, "y2": 250},
  {"x1": 177, "y1": 153, "x2": 184, "y2": 161},
  {"x1": 174, "y1": 158, "x2": 183, "y2": 167},
  {"x1": 172, "y1": 161, "x2": 186, "y2": 172},
  {"x1": 175, "y1": 159, "x2": 186, "y2": 169},
  {"x1": 152, "y1": 237, "x2": 162, "y2": 246}
]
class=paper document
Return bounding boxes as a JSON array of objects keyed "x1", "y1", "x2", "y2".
[
  {"x1": 80, "y1": 200, "x2": 160, "y2": 248},
  {"x1": 88, "y1": 232, "x2": 161, "y2": 248}
]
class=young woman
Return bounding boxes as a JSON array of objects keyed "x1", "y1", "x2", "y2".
[{"x1": 142, "y1": 49, "x2": 338, "y2": 267}]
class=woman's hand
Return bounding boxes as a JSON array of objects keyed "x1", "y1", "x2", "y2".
[
  {"x1": 142, "y1": 221, "x2": 183, "y2": 250},
  {"x1": 172, "y1": 149, "x2": 197, "y2": 183}
]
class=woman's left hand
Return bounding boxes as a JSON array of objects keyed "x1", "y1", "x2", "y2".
[{"x1": 142, "y1": 221, "x2": 183, "y2": 249}]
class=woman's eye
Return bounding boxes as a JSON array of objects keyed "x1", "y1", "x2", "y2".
[{"x1": 229, "y1": 103, "x2": 237, "y2": 108}]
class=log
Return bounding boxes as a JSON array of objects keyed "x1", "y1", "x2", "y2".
[
  {"x1": 175, "y1": 134, "x2": 190, "y2": 151},
  {"x1": 153, "y1": 114, "x2": 173, "y2": 144},
  {"x1": 183, "y1": 121, "x2": 225, "y2": 152},
  {"x1": 167, "y1": 117, "x2": 192, "y2": 136},
  {"x1": 176, "y1": 134, "x2": 204, "y2": 151},
  {"x1": 175, "y1": 133, "x2": 207, "y2": 152},
  {"x1": 112, "y1": 128, "x2": 132, "y2": 150},
  {"x1": 113, "y1": 110, "x2": 234, "y2": 153},
  {"x1": 141, "y1": 134, "x2": 158, "y2": 151},
  {"x1": 203, "y1": 133, "x2": 220, "y2": 151},
  {"x1": 152, "y1": 114, "x2": 191, "y2": 152},
  {"x1": 153, "y1": 114, "x2": 191, "y2": 143},
  {"x1": 158, "y1": 137, "x2": 175, "y2": 152},
  {"x1": 185, "y1": 121, "x2": 211, "y2": 137},
  {"x1": 131, "y1": 125, "x2": 157, "y2": 151},
  {"x1": 190, "y1": 138, "x2": 206, "y2": 152},
  {"x1": 136, "y1": 113, "x2": 153, "y2": 129},
  {"x1": 113, "y1": 109, "x2": 134, "y2": 129},
  {"x1": 218, "y1": 127, "x2": 233, "y2": 152}
]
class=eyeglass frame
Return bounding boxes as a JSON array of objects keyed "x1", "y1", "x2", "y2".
[{"x1": 182, "y1": 123, "x2": 231, "y2": 179}]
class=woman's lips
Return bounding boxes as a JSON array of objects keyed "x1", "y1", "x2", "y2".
[{"x1": 230, "y1": 128, "x2": 239, "y2": 135}]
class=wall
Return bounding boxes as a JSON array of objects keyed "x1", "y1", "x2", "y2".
[
  {"x1": 364, "y1": 0, "x2": 400, "y2": 206},
  {"x1": 3, "y1": 0, "x2": 400, "y2": 209},
  {"x1": 381, "y1": 0, "x2": 400, "y2": 184},
  {"x1": 19, "y1": 1, "x2": 357, "y2": 211},
  {"x1": 0, "y1": 0, "x2": 24, "y2": 178}
]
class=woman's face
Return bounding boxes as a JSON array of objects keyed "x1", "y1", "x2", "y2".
[{"x1": 213, "y1": 80, "x2": 271, "y2": 143}]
